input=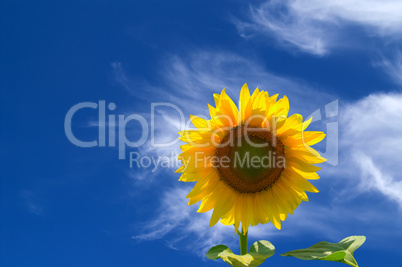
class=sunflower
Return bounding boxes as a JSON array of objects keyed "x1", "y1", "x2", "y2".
[{"x1": 176, "y1": 84, "x2": 326, "y2": 234}]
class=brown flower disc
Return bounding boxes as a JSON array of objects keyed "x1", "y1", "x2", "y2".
[{"x1": 215, "y1": 125, "x2": 285, "y2": 193}]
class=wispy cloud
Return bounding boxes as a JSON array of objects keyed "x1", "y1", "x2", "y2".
[
  {"x1": 111, "y1": 62, "x2": 136, "y2": 93},
  {"x1": 354, "y1": 152, "x2": 402, "y2": 205},
  {"x1": 20, "y1": 190, "x2": 44, "y2": 216},
  {"x1": 159, "y1": 51, "x2": 334, "y2": 113},
  {"x1": 127, "y1": 110, "x2": 183, "y2": 184},
  {"x1": 235, "y1": 0, "x2": 402, "y2": 55},
  {"x1": 340, "y1": 93, "x2": 402, "y2": 207},
  {"x1": 375, "y1": 51, "x2": 402, "y2": 86},
  {"x1": 132, "y1": 186, "x2": 237, "y2": 257}
]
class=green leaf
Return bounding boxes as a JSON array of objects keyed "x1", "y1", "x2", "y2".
[
  {"x1": 280, "y1": 235, "x2": 366, "y2": 267},
  {"x1": 206, "y1": 240, "x2": 275, "y2": 267}
]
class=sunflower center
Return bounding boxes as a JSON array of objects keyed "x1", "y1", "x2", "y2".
[{"x1": 215, "y1": 126, "x2": 285, "y2": 193}]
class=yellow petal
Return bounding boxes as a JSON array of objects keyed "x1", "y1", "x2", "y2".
[
  {"x1": 303, "y1": 116, "x2": 313, "y2": 130},
  {"x1": 209, "y1": 184, "x2": 238, "y2": 227},
  {"x1": 189, "y1": 115, "x2": 213, "y2": 131},
  {"x1": 288, "y1": 157, "x2": 322, "y2": 172},
  {"x1": 218, "y1": 88, "x2": 240, "y2": 126},
  {"x1": 239, "y1": 83, "x2": 251, "y2": 122},
  {"x1": 282, "y1": 169, "x2": 319, "y2": 193}
]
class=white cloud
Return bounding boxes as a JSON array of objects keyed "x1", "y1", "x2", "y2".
[
  {"x1": 354, "y1": 152, "x2": 402, "y2": 205},
  {"x1": 236, "y1": 0, "x2": 402, "y2": 55},
  {"x1": 341, "y1": 93, "x2": 402, "y2": 206}
]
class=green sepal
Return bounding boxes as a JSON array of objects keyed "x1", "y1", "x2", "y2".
[
  {"x1": 280, "y1": 235, "x2": 366, "y2": 267},
  {"x1": 206, "y1": 240, "x2": 275, "y2": 267}
]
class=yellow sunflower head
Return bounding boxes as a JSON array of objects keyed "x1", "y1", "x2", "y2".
[{"x1": 176, "y1": 84, "x2": 326, "y2": 234}]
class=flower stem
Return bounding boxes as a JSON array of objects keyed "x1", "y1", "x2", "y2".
[{"x1": 238, "y1": 229, "x2": 248, "y2": 255}]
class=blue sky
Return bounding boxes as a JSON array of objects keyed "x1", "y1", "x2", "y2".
[{"x1": 1, "y1": 0, "x2": 402, "y2": 266}]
